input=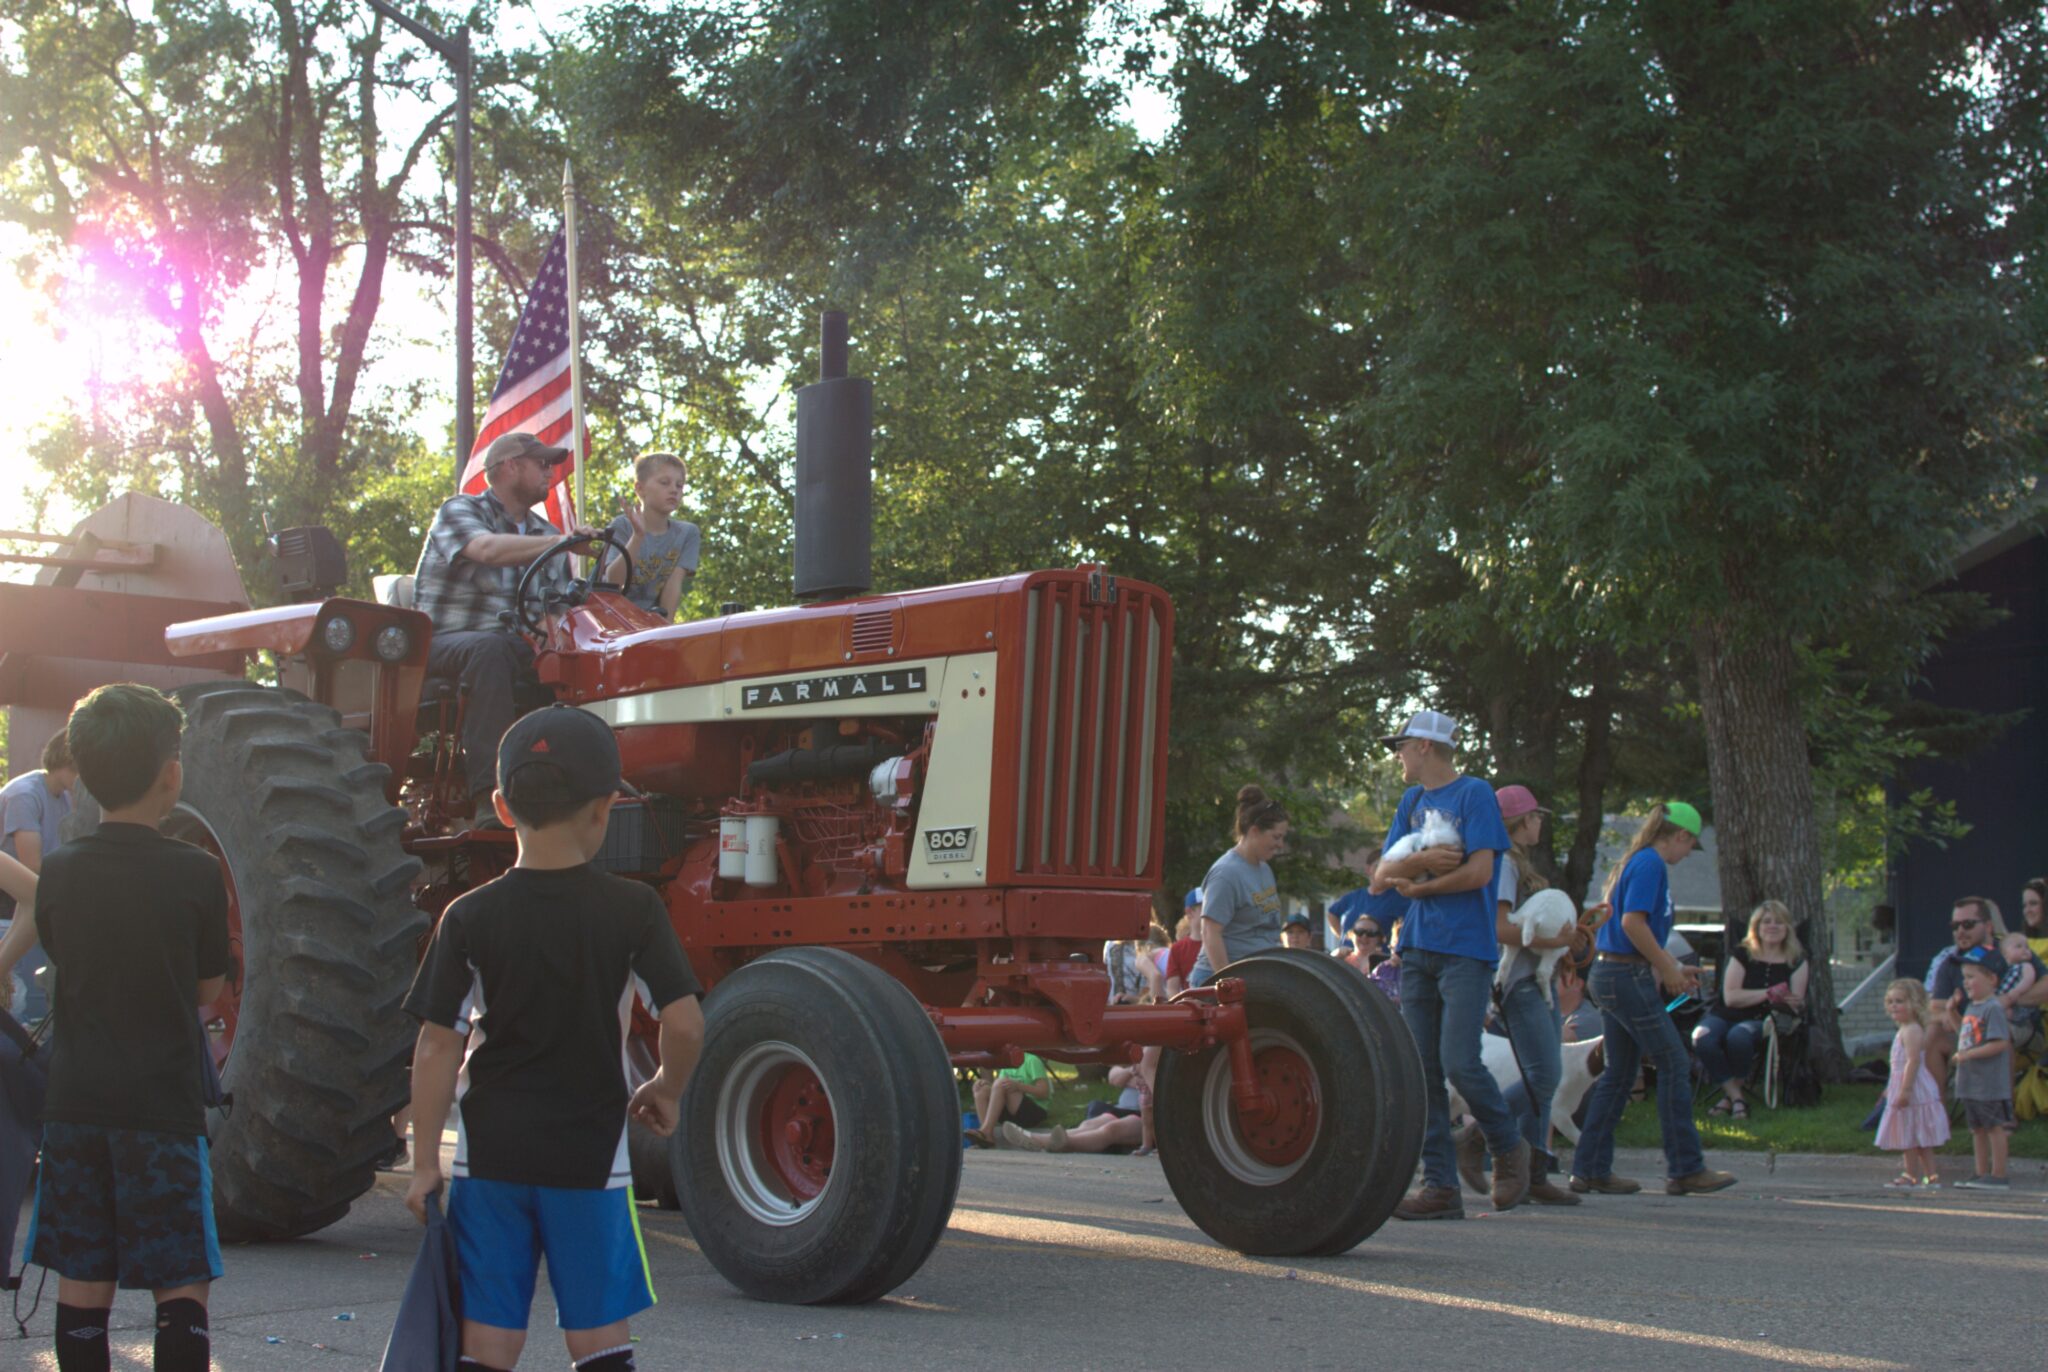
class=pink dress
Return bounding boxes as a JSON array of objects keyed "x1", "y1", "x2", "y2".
[{"x1": 1875, "y1": 1031, "x2": 1949, "y2": 1151}]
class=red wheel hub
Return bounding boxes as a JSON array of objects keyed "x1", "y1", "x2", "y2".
[
  {"x1": 1235, "y1": 1043, "x2": 1319, "y2": 1167},
  {"x1": 756, "y1": 1063, "x2": 834, "y2": 1200}
]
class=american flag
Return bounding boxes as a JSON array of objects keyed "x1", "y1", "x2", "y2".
[{"x1": 458, "y1": 229, "x2": 582, "y2": 527}]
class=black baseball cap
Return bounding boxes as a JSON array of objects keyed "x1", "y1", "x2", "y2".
[
  {"x1": 497, "y1": 705, "x2": 621, "y2": 801},
  {"x1": 1284, "y1": 911, "x2": 1313, "y2": 929}
]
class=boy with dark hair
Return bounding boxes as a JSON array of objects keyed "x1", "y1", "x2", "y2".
[
  {"x1": 404, "y1": 705, "x2": 704, "y2": 1372},
  {"x1": 28, "y1": 684, "x2": 229, "y2": 1372}
]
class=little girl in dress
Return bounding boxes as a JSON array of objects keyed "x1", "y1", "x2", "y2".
[{"x1": 1877, "y1": 979, "x2": 1949, "y2": 1189}]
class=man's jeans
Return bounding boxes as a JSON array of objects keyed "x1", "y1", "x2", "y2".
[
  {"x1": 1496, "y1": 976, "x2": 1563, "y2": 1174},
  {"x1": 424, "y1": 629, "x2": 536, "y2": 800},
  {"x1": 1401, "y1": 948, "x2": 1524, "y2": 1189},
  {"x1": 1572, "y1": 960, "x2": 1706, "y2": 1181},
  {"x1": 1691, "y1": 1012, "x2": 1765, "y2": 1087}
]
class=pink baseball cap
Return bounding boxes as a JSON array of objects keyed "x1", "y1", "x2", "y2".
[{"x1": 1495, "y1": 785, "x2": 1549, "y2": 821}]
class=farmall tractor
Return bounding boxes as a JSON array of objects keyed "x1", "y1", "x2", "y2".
[{"x1": 0, "y1": 315, "x2": 1423, "y2": 1303}]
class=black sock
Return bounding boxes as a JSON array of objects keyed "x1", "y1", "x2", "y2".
[
  {"x1": 458, "y1": 1360, "x2": 513, "y2": 1372},
  {"x1": 54, "y1": 1303, "x2": 111, "y2": 1372},
  {"x1": 153, "y1": 1298, "x2": 208, "y2": 1372},
  {"x1": 574, "y1": 1347, "x2": 636, "y2": 1371}
]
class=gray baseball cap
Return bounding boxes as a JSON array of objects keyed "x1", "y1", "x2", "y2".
[{"x1": 1380, "y1": 709, "x2": 1458, "y2": 750}]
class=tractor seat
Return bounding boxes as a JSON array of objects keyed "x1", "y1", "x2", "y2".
[{"x1": 373, "y1": 573, "x2": 416, "y2": 610}]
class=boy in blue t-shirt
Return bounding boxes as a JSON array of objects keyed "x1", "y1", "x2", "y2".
[{"x1": 1369, "y1": 709, "x2": 1522, "y2": 1220}]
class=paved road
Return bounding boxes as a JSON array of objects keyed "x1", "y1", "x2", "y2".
[{"x1": 3, "y1": 1147, "x2": 2044, "y2": 1370}]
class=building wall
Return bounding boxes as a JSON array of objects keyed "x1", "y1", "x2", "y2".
[{"x1": 1891, "y1": 531, "x2": 2047, "y2": 979}]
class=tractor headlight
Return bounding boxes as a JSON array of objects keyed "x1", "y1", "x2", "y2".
[
  {"x1": 373, "y1": 624, "x2": 412, "y2": 663},
  {"x1": 319, "y1": 614, "x2": 357, "y2": 654}
]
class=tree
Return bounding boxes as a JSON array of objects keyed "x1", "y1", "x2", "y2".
[
  {"x1": 0, "y1": 0, "x2": 506, "y2": 578},
  {"x1": 1358, "y1": 0, "x2": 2048, "y2": 1072}
]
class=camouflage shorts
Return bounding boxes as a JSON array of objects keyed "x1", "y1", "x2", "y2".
[{"x1": 27, "y1": 1121, "x2": 221, "y2": 1289}]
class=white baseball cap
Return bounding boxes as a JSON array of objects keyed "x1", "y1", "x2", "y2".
[{"x1": 1381, "y1": 709, "x2": 1458, "y2": 751}]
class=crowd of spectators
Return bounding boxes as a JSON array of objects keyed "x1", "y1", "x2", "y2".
[{"x1": 1059, "y1": 707, "x2": 2046, "y2": 1205}]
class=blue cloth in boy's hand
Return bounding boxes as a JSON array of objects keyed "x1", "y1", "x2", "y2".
[{"x1": 379, "y1": 1193, "x2": 463, "y2": 1372}]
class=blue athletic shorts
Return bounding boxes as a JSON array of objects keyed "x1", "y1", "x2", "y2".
[
  {"x1": 26, "y1": 1121, "x2": 222, "y2": 1290},
  {"x1": 447, "y1": 1178, "x2": 655, "y2": 1331}
]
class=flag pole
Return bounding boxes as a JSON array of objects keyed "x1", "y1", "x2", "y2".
[{"x1": 563, "y1": 158, "x2": 586, "y2": 528}]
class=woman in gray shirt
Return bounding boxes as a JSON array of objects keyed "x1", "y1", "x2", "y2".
[{"x1": 1188, "y1": 785, "x2": 1289, "y2": 987}]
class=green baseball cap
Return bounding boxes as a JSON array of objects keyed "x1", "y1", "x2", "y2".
[{"x1": 1663, "y1": 801, "x2": 1703, "y2": 837}]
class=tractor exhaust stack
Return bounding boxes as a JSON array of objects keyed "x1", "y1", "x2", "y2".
[{"x1": 793, "y1": 310, "x2": 872, "y2": 602}]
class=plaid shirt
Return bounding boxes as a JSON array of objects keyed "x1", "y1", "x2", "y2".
[{"x1": 412, "y1": 490, "x2": 571, "y2": 635}]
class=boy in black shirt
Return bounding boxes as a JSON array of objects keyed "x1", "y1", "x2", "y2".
[
  {"x1": 404, "y1": 705, "x2": 704, "y2": 1372},
  {"x1": 29, "y1": 684, "x2": 230, "y2": 1372}
]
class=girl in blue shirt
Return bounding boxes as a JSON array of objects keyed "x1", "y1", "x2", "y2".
[{"x1": 1570, "y1": 802, "x2": 1737, "y2": 1197}]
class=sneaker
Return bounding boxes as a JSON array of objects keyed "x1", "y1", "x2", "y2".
[
  {"x1": 1953, "y1": 1176, "x2": 1988, "y2": 1190},
  {"x1": 1665, "y1": 1169, "x2": 1738, "y2": 1196},
  {"x1": 1491, "y1": 1139, "x2": 1531, "y2": 1211},
  {"x1": 1569, "y1": 1173, "x2": 1642, "y2": 1195},
  {"x1": 1973, "y1": 1176, "x2": 2011, "y2": 1190},
  {"x1": 1393, "y1": 1185, "x2": 1466, "y2": 1221},
  {"x1": 1044, "y1": 1126, "x2": 1071, "y2": 1154},
  {"x1": 1525, "y1": 1179, "x2": 1582, "y2": 1206},
  {"x1": 1454, "y1": 1125, "x2": 1489, "y2": 1195},
  {"x1": 996, "y1": 1121, "x2": 1046, "y2": 1151}
]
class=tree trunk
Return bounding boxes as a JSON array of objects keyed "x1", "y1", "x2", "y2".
[
  {"x1": 1562, "y1": 648, "x2": 1617, "y2": 907},
  {"x1": 1691, "y1": 614, "x2": 1852, "y2": 1081}
]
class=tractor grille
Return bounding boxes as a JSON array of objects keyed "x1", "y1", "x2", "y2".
[{"x1": 1010, "y1": 578, "x2": 1167, "y2": 881}]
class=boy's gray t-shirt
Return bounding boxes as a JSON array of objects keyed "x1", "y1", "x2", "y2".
[
  {"x1": 1955, "y1": 996, "x2": 2012, "y2": 1102},
  {"x1": 605, "y1": 515, "x2": 701, "y2": 614},
  {"x1": 1189, "y1": 850, "x2": 1283, "y2": 985}
]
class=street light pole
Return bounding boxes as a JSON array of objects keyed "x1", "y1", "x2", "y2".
[{"x1": 363, "y1": 0, "x2": 474, "y2": 489}]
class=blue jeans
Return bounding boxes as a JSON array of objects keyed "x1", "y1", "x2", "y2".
[
  {"x1": 1496, "y1": 977, "x2": 1563, "y2": 1173},
  {"x1": 1572, "y1": 960, "x2": 1705, "y2": 1181},
  {"x1": 1691, "y1": 1013, "x2": 1764, "y2": 1087},
  {"x1": 1401, "y1": 948, "x2": 1524, "y2": 1189}
]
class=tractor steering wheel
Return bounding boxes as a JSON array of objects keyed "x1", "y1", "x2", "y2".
[{"x1": 512, "y1": 529, "x2": 636, "y2": 635}]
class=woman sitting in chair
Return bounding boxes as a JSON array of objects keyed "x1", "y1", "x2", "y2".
[{"x1": 1693, "y1": 900, "x2": 1808, "y2": 1120}]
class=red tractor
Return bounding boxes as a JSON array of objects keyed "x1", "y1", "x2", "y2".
[{"x1": 0, "y1": 315, "x2": 1422, "y2": 1303}]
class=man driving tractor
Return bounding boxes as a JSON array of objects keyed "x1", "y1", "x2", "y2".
[{"x1": 413, "y1": 431, "x2": 595, "y2": 826}]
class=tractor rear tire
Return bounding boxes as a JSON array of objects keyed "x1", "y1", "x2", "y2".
[
  {"x1": 674, "y1": 948, "x2": 961, "y2": 1304},
  {"x1": 72, "y1": 680, "x2": 427, "y2": 1241},
  {"x1": 1156, "y1": 949, "x2": 1424, "y2": 1256}
]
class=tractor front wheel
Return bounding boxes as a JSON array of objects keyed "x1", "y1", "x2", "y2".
[
  {"x1": 1156, "y1": 949, "x2": 1424, "y2": 1256},
  {"x1": 674, "y1": 948, "x2": 961, "y2": 1304}
]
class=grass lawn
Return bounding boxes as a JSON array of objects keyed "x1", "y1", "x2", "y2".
[
  {"x1": 960, "y1": 1068, "x2": 2048, "y2": 1161},
  {"x1": 957, "y1": 1066, "x2": 1127, "y2": 1131},
  {"x1": 1614, "y1": 1083, "x2": 2048, "y2": 1159}
]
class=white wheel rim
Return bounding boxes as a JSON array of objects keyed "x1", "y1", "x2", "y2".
[
  {"x1": 714, "y1": 1040, "x2": 836, "y2": 1227},
  {"x1": 1196, "y1": 1027, "x2": 1320, "y2": 1185}
]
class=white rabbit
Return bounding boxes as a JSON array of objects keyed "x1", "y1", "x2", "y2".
[
  {"x1": 1381, "y1": 807, "x2": 1463, "y2": 863},
  {"x1": 1496, "y1": 887, "x2": 1579, "y2": 1006}
]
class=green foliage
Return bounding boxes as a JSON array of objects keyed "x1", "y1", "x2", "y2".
[
  {"x1": 0, "y1": 0, "x2": 514, "y2": 583},
  {"x1": 7, "y1": 0, "x2": 2037, "y2": 926}
]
